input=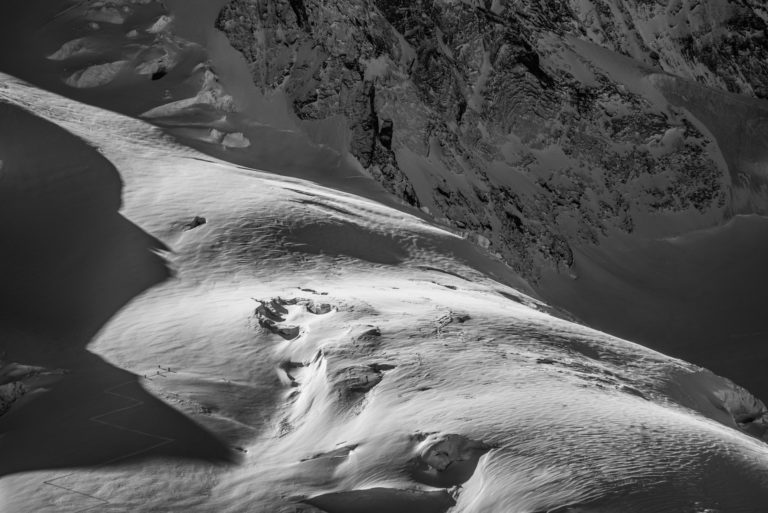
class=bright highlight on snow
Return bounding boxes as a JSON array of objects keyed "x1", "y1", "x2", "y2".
[{"x1": 2, "y1": 1, "x2": 768, "y2": 512}]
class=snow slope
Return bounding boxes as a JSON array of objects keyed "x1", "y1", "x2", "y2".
[
  {"x1": 207, "y1": 1, "x2": 768, "y2": 402},
  {"x1": 2, "y1": 73, "x2": 768, "y2": 513},
  {"x1": 4, "y1": 0, "x2": 765, "y2": 409},
  {"x1": 539, "y1": 214, "x2": 768, "y2": 403},
  {"x1": 0, "y1": 0, "x2": 406, "y2": 212}
]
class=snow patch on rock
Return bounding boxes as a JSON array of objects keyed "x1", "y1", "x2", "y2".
[
  {"x1": 148, "y1": 14, "x2": 173, "y2": 34},
  {"x1": 47, "y1": 37, "x2": 101, "y2": 61},
  {"x1": 141, "y1": 67, "x2": 235, "y2": 118},
  {"x1": 65, "y1": 60, "x2": 129, "y2": 88},
  {"x1": 221, "y1": 132, "x2": 250, "y2": 149}
]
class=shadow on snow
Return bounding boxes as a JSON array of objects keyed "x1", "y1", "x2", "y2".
[{"x1": 0, "y1": 102, "x2": 238, "y2": 477}]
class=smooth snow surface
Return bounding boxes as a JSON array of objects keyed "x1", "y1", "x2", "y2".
[
  {"x1": 2, "y1": 73, "x2": 768, "y2": 513},
  {"x1": 540, "y1": 215, "x2": 768, "y2": 402}
]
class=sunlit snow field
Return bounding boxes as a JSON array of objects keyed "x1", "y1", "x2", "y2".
[
  {"x1": 2, "y1": 1, "x2": 768, "y2": 512},
  {"x1": 2, "y1": 74, "x2": 768, "y2": 513}
]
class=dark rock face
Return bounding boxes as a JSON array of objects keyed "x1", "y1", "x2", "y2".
[
  {"x1": 573, "y1": 0, "x2": 768, "y2": 99},
  {"x1": 0, "y1": 381, "x2": 26, "y2": 417},
  {"x1": 216, "y1": 0, "x2": 767, "y2": 279}
]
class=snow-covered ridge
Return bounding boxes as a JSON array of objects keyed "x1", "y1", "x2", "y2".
[
  {"x1": 2, "y1": 2, "x2": 768, "y2": 511},
  {"x1": 204, "y1": 0, "x2": 768, "y2": 405},
  {"x1": 2, "y1": 71, "x2": 768, "y2": 512}
]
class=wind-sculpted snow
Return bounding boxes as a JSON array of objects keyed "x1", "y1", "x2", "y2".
[
  {"x1": 1, "y1": 74, "x2": 768, "y2": 512},
  {"x1": 3, "y1": 0, "x2": 767, "y2": 412}
]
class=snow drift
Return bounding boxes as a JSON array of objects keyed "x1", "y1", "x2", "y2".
[{"x1": 1, "y1": 73, "x2": 768, "y2": 513}]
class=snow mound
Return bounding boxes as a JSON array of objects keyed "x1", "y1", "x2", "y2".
[
  {"x1": 221, "y1": 131, "x2": 250, "y2": 148},
  {"x1": 47, "y1": 37, "x2": 102, "y2": 61},
  {"x1": 65, "y1": 60, "x2": 129, "y2": 88}
]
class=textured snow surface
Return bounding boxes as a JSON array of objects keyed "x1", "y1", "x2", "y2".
[{"x1": 2, "y1": 75, "x2": 768, "y2": 513}]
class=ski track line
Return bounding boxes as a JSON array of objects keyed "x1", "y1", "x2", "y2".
[{"x1": 42, "y1": 371, "x2": 175, "y2": 512}]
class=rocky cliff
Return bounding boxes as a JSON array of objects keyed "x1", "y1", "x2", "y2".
[
  {"x1": 10, "y1": 0, "x2": 768, "y2": 282},
  {"x1": 215, "y1": 0, "x2": 768, "y2": 279}
]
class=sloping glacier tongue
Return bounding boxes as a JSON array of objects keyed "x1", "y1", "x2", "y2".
[{"x1": 1, "y1": 73, "x2": 768, "y2": 513}]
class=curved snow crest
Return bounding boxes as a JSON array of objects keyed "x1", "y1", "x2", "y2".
[
  {"x1": 3, "y1": 72, "x2": 768, "y2": 512},
  {"x1": 65, "y1": 60, "x2": 130, "y2": 88},
  {"x1": 0, "y1": 72, "x2": 463, "y2": 241}
]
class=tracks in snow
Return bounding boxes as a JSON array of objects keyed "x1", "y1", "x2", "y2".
[{"x1": 42, "y1": 376, "x2": 176, "y2": 512}]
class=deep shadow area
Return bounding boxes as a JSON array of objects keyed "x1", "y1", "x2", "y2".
[
  {"x1": 409, "y1": 435, "x2": 490, "y2": 489},
  {"x1": 410, "y1": 453, "x2": 484, "y2": 488},
  {"x1": 0, "y1": 102, "x2": 237, "y2": 476},
  {"x1": 305, "y1": 488, "x2": 455, "y2": 513},
  {"x1": 539, "y1": 216, "x2": 768, "y2": 401}
]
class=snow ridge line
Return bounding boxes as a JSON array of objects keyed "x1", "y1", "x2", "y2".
[{"x1": 42, "y1": 376, "x2": 175, "y2": 512}]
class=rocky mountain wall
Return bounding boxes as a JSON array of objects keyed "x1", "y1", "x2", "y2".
[{"x1": 215, "y1": 0, "x2": 768, "y2": 279}]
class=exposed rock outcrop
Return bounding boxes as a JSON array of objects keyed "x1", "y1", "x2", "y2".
[
  {"x1": 0, "y1": 360, "x2": 65, "y2": 417},
  {"x1": 216, "y1": 0, "x2": 768, "y2": 279},
  {"x1": 0, "y1": 381, "x2": 27, "y2": 416}
]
